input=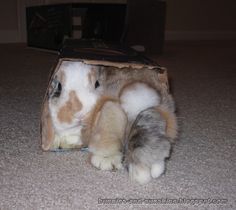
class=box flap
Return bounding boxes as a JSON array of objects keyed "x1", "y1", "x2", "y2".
[{"x1": 60, "y1": 39, "x2": 161, "y2": 69}]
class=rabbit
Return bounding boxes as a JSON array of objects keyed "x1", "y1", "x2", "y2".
[
  {"x1": 122, "y1": 106, "x2": 175, "y2": 184},
  {"x1": 41, "y1": 60, "x2": 104, "y2": 151},
  {"x1": 42, "y1": 58, "x2": 127, "y2": 172},
  {"x1": 119, "y1": 81, "x2": 177, "y2": 184}
]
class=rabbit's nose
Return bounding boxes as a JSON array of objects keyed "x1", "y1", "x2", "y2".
[{"x1": 57, "y1": 91, "x2": 83, "y2": 124}]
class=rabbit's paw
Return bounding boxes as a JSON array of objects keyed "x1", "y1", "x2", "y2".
[
  {"x1": 91, "y1": 153, "x2": 123, "y2": 171},
  {"x1": 151, "y1": 161, "x2": 165, "y2": 178},
  {"x1": 128, "y1": 161, "x2": 165, "y2": 184},
  {"x1": 53, "y1": 134, "x2": 83, "y2": 149},
  {"x1": 128, "y1": 164, "x2": 151, "y2": 184}
]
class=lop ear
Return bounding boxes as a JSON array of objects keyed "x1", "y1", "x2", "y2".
[{"x1": 40, "y1": 100, "x2": 55, "y2": 151}]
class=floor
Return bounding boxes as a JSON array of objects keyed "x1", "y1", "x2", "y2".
[{"x1": 0, "y1": 41, "x2": 235, "y2": 210}]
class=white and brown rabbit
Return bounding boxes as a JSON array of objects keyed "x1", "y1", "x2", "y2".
[
  {"x1": 41, "y1": 61, "x2": 128, "y2": 169},
  {"x1": 41, "y1": 61, "x2": 104, "y2": 150}
]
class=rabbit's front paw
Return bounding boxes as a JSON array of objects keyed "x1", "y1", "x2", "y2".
[
  {"x1": 52, "y1": 134, "x2": 83, "y2": 149},
  {"x1": 91, "y1": 153, "x2": 123, "y2": 171}
]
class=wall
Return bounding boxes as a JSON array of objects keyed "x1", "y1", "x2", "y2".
[
  {"x1": 165, "y1": 0, "x2": 236, "y2": 40},
  {"x1": 0, "y1": 0, "x2": 236, "y2": 43},
  {"x1": 0, "y1": 1, "x2": 20, "y2": 42}
]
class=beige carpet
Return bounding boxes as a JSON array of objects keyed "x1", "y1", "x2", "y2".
[{"x1": 0, "y1": 41, "x2": 235, "y2": 210}]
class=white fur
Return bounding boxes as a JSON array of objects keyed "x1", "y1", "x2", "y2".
[
  {"x1": 120, "y1": 83, "x2": 160, "y2": 121},
  {"x1": 91, "y1": 153, "x2": 123, "y2": 170},
  {"x1": 151, "y1": 161, "x2": 165, "y2": 178},
  {"x1": 49, "y1": 61, "x2": 100, "y2": 148},
  {"x1": 129, "y1": 164, "x2": 151, "y2": 184},
  {"x1": 128, "y1": 161, "x2": 165, "y2": 184},
  {"x1": 53, "y1": 133, "x2": 83, "y2": 149}
]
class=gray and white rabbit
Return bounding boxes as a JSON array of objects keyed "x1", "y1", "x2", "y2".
[{"x1": 119, "y1": 81, "x2": 177, "y2": 184}]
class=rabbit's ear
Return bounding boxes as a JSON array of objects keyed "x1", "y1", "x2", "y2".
[{"x1": 41, "y1": 101, "x2": 55, "y2": 151}]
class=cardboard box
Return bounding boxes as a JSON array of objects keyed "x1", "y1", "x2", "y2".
[{"x1": 40, "y1": 39, "x2": 169, "y2": 151}]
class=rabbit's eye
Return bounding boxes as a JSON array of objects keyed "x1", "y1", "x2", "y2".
[
  {"x1": 54, "y1": 82, "x2": 62, "y2": 97},
  {"x1": 49, "y1": 79, "x2": 62, "y2": 98},
  {"x1": 95, "y1": 80, "x2": 100, "y2": 89}
]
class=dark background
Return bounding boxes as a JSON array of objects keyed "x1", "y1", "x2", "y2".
[{"x1": 0, "y1": 0, "x2": 235, "y2": 47}]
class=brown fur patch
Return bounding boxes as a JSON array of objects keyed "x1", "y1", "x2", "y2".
[
  {"x1": 104, "y1": 67, "x2": 167, "y2": 97},
  {"x1": 156, "y1": 107, "x2": 178, "y2": 141},
  {"x1": 81, "y1": 96, "x2": 119, "y2": 146},
  {"x1": 57, "y1": 91, "x2": 83, "y2": 123},
  {"x1": 87, "y1": 99, "x2": 127, "y2": 156}
]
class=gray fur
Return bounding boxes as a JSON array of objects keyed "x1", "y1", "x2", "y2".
[{"x1": 123, "y1": 107, "x2": 171, "y2": 170}]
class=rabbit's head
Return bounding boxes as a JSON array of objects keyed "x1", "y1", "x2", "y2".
[
  {"x1": 41, "y1": 61, "x2": 105, "y2": 150},
  {"x1": 49, "y1": 61, "x2": 104, "y2": 132}
]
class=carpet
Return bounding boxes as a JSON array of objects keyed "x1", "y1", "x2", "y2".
[{"x1": 0, "y1": 41, "x2": 235, "y2": 209}]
